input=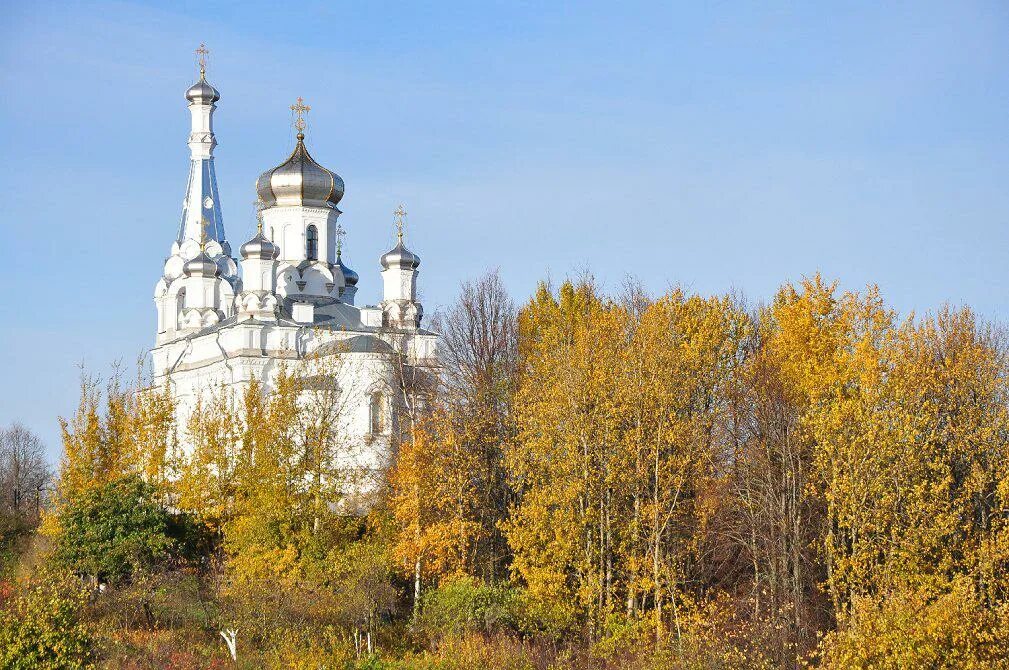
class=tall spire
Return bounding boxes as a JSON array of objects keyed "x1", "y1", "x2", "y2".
[{"x1": 178, "y1": 44, "x2": 226, "y2": 250}]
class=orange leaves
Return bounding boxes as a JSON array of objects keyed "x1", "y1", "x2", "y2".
[{"x1": 389, "y1": 411, "x2": 483, "y2": 580}]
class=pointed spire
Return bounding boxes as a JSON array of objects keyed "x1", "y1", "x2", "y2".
[{"x1": 179, "y1": 47, "x2": 226, "y2": 250}]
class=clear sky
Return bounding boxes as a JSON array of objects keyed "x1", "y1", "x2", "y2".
[{"x1": 2, "y1": 1, "x2": 1009, "y2": 463}]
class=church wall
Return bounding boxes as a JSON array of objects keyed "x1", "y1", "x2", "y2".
[{"x1": 154, "y1": 325, "x2": 431, "y2": 499}]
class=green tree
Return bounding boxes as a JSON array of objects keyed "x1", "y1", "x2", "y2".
[{"x1": 54, "y1": 475, "x2": 205, "y2": 584}]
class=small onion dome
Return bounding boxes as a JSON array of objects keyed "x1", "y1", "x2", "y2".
[
  {"x1": 183, "y1": 250, "x2": 221, "y2": 277},
  {"x1": 335, "y1": 253, "x2": 359, "y2": 286},
  {"x1": 256, "y1": 133, "x2": 344, "y2": 209},
  {"x1": 240, "y1": 230, "x2": 280, "y2": 260},
  {"x1": 185, "y1": 75, "x2": 220, "y2": 104},
  {"x1": 380, "y1": 240, "x2": 420, "y2": 271}
]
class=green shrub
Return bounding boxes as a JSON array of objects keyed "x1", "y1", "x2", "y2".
[{"x1": 418, "y1": 577, "x2": 521, "y2": 638}]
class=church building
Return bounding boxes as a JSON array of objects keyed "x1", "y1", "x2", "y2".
[{"x1": 151, "y1": 48, "x2": 439, "y2": 488}]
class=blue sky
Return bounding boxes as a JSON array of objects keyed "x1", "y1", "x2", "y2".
[{"x1": 2, "y1": 1, "x2": 1009, "y2": 462}]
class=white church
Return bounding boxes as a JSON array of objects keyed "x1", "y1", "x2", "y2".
[{"x1": 151, "y1": 49, "x2": 439, "y2": 485}]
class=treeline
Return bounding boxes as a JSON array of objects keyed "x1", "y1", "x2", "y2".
[
  {"x1": 396, "y1": 273, "x2": 1009, "y2": 667},
  {"x1": 3, "y1": 272, "x2": 1009, "y2": 668}
]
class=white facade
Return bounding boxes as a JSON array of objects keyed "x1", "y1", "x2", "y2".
[{"x1": 150, "y1": 68, "x2": 438, "y2": 496}]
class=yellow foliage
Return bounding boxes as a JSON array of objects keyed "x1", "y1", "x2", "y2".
[
  {"x1": 389, "y1": 409, "x2": 484, "y2": 586},
  {"x1": 819, "y1": 578, "x2": 1009, "y2": 669}
]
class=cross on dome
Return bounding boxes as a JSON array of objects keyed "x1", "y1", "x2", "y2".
[
  {"x1": 335, "y1": 223, "x2": 347, "y2": 256},
  {"x1": 394, "y1": 204, "x2": 407, "y2": 241},
  {"x1": 253, "y1": 198, "x2": 265, "y2": 233},
  {"x1": 291, "y1": 97, "x2": 311, "y2": 135},
  {"x1": 195, "y1": 43, "x2": 209, "y2": 77},
  {"x1": 381, "y1": 204, "x2": 420, "y2": 271}
]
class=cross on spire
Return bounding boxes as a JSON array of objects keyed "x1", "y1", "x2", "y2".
[
  {"x1": 335, "y1": 224, "x2": 346, "y2": 257},
  {"x1": 393, "y1": 204, "x2": 407, "y2": 242},
  {"x1": 291, "y1": 96, "x2": 311, "y2": 135},
  {"x1": 199, "y1": 216, "x2": 212, "y2": 250},
  {"x1": 195, "y1": 43, "x2": 209, "y2": 77}
]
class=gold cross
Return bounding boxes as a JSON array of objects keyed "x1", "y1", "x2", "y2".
[
  {"x1": 253, "y1": 198, "x2": 265, "y2": 233},
  {"x1": 291, "y1": 96, "x2": 311, "y2": 133},
  {"x1": 195, "y1": 43, "x2": 209, "y2": 77},
  {"x1": 200, "y1": 216, "x2": 212, "y2": 250},
  {"x1": 335, "y1": 224, "x2": 346, "y2": 257},
  {"x1": 393, "y1": 204, "x2": 407, "y2": 241}
]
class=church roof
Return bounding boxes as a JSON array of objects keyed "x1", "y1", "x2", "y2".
[{"x1": 255, "y1": 133, "x2": 345, "y2": 209}]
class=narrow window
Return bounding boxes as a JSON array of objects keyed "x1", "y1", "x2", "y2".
[
  {"x1": 369, "y1": 392, "x2": 384, "y2": 435},
  {"x1": 306, "y1": 225, "x2": 319, "y2": 261}
]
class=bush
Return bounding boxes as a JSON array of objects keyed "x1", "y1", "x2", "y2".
[
  {"x1": 418, "y1": 577, "x2": 521, "y2": 638},
  {"x1": 818, "y1": 578, "x2": 1009, "y2": 669},
  {"x1": 0, "y1": 572, "x2": 94, "y2": 669}
]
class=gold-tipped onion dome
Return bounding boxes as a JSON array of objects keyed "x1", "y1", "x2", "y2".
[
  {"x1": 380, "y1": 240, "x2": 420, "y2": 270},
  {"x1": 256, "y1": 133, "x2": 345, "y2": 209},
  {"x1": 240, "y1": 230, "x2": 279, "y2": 260},
  {"x1": 185, "y1": 76, "x2": 220, "y2": 104}
]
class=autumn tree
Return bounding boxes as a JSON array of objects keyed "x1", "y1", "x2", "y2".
[
  {"x1": 54, "y1": 364, "x2": 176, "y2": 523},
  {"x1": 504, "y1": 279, "x2": 630, "y2": 633},
  {"x1": 430, "y1": 270, "x2": 518, "y2": 582},
  {"x1": 617, "y1": 291, "x2": 749, "y2": 644},
  {"x1": 389, "y1": 410, "x2": 482, "y2": 606}
]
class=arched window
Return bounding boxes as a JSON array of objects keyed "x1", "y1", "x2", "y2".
[
  {"x1": 306, "y1": 225, "x2": 318, "y2": 261},
  {"x1": 369, "y1": 392, "x2": 385, "y2": 435},
  {"x1": 175, "y1": 288, "x2": 186, "y2": 327}
]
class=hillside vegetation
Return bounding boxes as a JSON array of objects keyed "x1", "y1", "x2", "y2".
[{"x1": 3, "y1": 271, "x2": 1009, "y2": 668}]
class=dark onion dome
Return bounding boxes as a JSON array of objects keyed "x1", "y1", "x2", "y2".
[
  {"x1": 380, "y1": 239, "x2": 420, "y2": 271},
  {"x1": 335, "y1": 252, "x2": 359, "y2": 286},
  {"x1": 256, "y1": 133, "x2": 345, "y2": 209},
  {"x1": 183, "y1": 250, "x2": 221, "y2": 277},
  {"x1": 185, "y1": 74, "x2": 220, "y2": 104},
  {"x1": 240, "y1": 230, "x2": 280, "y2": 260}
]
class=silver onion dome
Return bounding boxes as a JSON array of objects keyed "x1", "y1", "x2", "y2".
[
  {"x1": 380, "y1": 240, "x2": 420, "y2": 271},
  {"x1": 256, "y1": 133, "x2": 345, "y2": 209},
  {"x1": 183, "y1": 250, "x2": 221, "y2": 277},
  {"x1": 240, "y1": 230, "x2": 280, "y2": 260},
  {"x1": 185, "y1": 75, "x2": 220, "y2": 104},
  {"x1": 335, "y1": 252, "x2": 359, "y2": 286}
]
